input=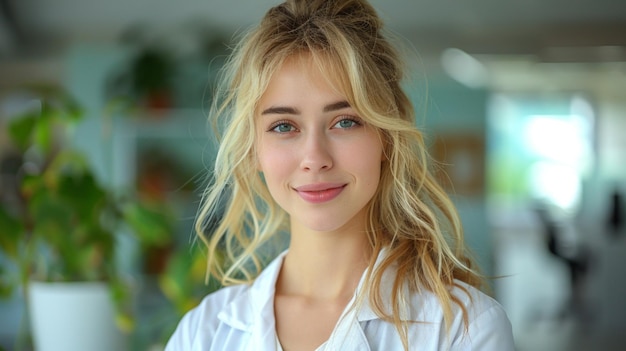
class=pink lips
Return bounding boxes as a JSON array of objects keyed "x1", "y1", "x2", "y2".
[{"x1": 294, "y1": 183, "x2": 346, "y2": 203}]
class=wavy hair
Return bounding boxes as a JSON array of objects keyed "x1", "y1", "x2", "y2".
[{"x1": 196, "y1": 0, "x2": 483, "y2": 348}]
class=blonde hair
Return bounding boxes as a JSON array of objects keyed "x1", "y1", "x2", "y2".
[{"x1": 196, "y1": 0, "x2": 483, "y2": 348}]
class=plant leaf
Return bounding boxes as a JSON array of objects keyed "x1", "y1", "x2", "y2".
[
  {"x1": 121, "y1": 203, "x2": 172, "y2": 246},
  {"x1": 7, "y1": 113, "x2": 37, "y2": 152},
  {"x1": 0, "y1": 207, "x2": 23, "y2": 258}
]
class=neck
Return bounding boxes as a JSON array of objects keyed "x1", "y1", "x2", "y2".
[{"x1": 277, "y1": 221, "x2": 372, "y2": 301}]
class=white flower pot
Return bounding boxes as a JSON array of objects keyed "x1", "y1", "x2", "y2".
[{"x1": 28, "y1": 281, "x2": 126, "y2": 351}]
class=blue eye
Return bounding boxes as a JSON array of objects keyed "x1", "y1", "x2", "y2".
[
  {"x1": 270, "y1": 122, "x2": 296, "y2": 133},
  {"x1": 333, "y1": 118, "x2": 360, "y2": 129}
]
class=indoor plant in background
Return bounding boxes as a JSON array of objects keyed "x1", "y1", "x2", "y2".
[
  {"x1": 103, "y1": 20, "x2": 230, "y2": 116},
  {"x1": 104, "y1": 24, "x2": 178, "y2": 115},
  {"x1": 155, "y1": 243, "x2": 222, "y2": 344},
  {"x1": 0, "y1": 85, "x2": 174, "y2": 351}
]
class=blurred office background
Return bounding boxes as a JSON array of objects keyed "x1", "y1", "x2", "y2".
[{"x1": 1, "y1": 0, "x2": 625, "y2": 350}]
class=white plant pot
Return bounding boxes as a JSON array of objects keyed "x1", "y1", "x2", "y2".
[{"x1": 28, "y1": 281, "x2": 126, "y2": 351}]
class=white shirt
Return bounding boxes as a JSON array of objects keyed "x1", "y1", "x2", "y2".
[{"x1": 165, "y1": 251, "x2": 514, "y2": 351}]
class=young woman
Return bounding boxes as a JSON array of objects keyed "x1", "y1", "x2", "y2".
[{"x1": 165, "y1": 0, "x2": 514, "y2": 350}]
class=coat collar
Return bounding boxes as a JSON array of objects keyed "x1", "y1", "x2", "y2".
[
  {"x1": 217, "y1": 251, "x2": 287, "y2": 349},
  {"x1": 216, "y1": 249, "x2": 399, "y2": 350},
  {"x1": 346, "y1": 246, "x2": 401, "y2": 322}
]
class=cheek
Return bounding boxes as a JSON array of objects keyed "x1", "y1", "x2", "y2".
[
  {"x1": 257, "y1": 143, "x2": 292, "y2": 185},
  {"x1": 353, "y1": 132, "x2": 383, "y2": 164},
  {"x1": 361, "y1": 158, "x2": 383, "y2": 187},
  {"x1": 354, "y1": 140, "x2": 384, "y2": 185}
]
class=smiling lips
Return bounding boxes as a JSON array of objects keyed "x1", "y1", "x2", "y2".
[{"x1": 294, "y1": 183, "x2": 347, "y2": 203}]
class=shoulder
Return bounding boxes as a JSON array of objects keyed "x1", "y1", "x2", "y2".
[
  {"x1": 392, "y1": 280, "x2": 513, "y2": 350},
  {"x1": 445, "y1": 281, "x2": 515, "y2": 350},
  {"x1": 164, "y1": 284, "x2": 250, "y2": 350},
  {"x1": 391, "y1": 280, "x2": 510, "y2": 329},
  {"x1": 357, "y1": 274, "x2": 514, "y2": 350},
  {"x1": 450, "y1": 280, "x2": 508, "y2": 320}
]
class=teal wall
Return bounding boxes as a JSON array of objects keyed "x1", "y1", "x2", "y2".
[{"x1": 418, "y1": 72, "x2": 493, "y2": 277}]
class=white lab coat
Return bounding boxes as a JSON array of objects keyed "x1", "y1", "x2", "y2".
[{"x1": 165, "y1": 251, "x2": 514, "y2": 350}]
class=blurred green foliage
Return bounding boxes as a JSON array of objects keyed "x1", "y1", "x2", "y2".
[{"x1": 0, "y1": 85, "x2": 174, "y2": 332}]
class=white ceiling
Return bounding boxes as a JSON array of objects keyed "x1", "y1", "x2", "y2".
[{"x1": 2, "y1": 0, "x2": 626, "y2": 94}]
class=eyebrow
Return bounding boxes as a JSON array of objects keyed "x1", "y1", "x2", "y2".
[
  {"x1": 323, "y1": 100, "x2": 351, "y2": 113},
  {"x1": 260, "y1": 100, "x2": 351, "y2": 115},
  {"x1": 261, "y1": 106, "x2": 299, "y2": 115}
]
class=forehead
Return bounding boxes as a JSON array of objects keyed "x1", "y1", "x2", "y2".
[
  {"x1": 274, "y1": 52, "x2": 350, "y2": 95},
  {"x1": 257, "y1": 53, "x2": 350, "y2": 108}
]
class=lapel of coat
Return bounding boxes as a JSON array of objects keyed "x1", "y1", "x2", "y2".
[
  {"x1": 323, "y1": 305, "x2": 372, "y2": 351},
  {"x1": 217, "y1": 252, "x2": 288, "y2": 350}
]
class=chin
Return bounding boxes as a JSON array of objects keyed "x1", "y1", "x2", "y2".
[{"x1": 295, "y1": 215, "x2": 365, "y2": 234}]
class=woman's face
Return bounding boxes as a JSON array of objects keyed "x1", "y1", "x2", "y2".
[{"x1": 255, "y1": 55, "x2": 384, "y2": 233}]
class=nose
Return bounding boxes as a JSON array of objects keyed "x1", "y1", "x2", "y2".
[{"x1": 300, "y1": 131, "x2": 333, "y2": 172}]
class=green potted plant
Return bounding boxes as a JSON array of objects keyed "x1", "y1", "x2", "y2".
[
  {"x1": 0, "y1": 85, "x2": 174, "y2": 351},
  {"x1": 104, "y1": 25, "x2": 178, "y2": 114}
]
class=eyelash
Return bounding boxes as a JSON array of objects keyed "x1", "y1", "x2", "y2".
[
  {"x1": 267, "y1": 120, "x2": 297, "y2": 133},
  {"x1": 266, "y1": 116, "x2": 363, "y2": 133},
  {"x1": 333, "y1": 116, "x2": 362, "y2": 129}
]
